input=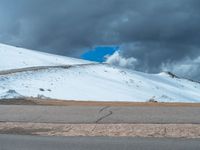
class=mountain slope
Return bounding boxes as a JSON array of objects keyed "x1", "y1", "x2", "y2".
[
  {"x1": 0, "y1": 43, "x2": 200, "y2": 102},
  {"x1": 0, "y1": 43, "x2": 92, "y2": 71}
]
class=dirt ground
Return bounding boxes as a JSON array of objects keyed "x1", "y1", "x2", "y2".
[{"x1": 0, "y1": 98, "x2": 200, "y2": 107}]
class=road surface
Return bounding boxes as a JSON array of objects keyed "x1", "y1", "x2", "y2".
[
  {"x1": 0, "y1": 134, "x2": 200, "y2": 150},
  {"x1": 0, "y1": 63, "x2": 98, "y2": 75},
  {"x1": 0, "y1": 105, "x2": 200, "y2": 123}
]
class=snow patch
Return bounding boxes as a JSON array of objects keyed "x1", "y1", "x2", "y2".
[{"x1": 0, "y1": 90, "x2": 24, "y2": 99}]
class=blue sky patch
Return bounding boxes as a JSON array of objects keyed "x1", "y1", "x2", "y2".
[{"x1": 81, "y1": 46, "x2": 119, "y2": 62}]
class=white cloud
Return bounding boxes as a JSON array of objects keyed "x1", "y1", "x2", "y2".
[
  {"x1": 161, "y1": 56, "x2": 200, "y2": 80},
  {"x1": 105, "y1": 51, "x2": 138, "y2": 69}
]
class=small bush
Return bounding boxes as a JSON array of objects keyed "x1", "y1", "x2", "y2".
[{"x1": 148, "y1": 96, "x2": 158, "y2": 103}]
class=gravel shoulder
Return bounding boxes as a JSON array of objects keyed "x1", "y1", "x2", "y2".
[{"x1": 0, "y1": 122, "x2": 200, "y2": 138}]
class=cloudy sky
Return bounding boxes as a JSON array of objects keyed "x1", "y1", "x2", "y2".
[{"x1": 0, "y1": 0, "x2": 200, "y2": 80}]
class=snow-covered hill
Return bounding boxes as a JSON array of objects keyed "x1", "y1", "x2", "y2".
[
  {"x1": 0, "y1": 43, "x2": 200, "y2": 102},
  {"x1": 0, "y1": 43, "x2": 92, "y2": 71}
]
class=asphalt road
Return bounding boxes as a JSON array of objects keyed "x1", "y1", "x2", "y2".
[
  {"x1": 1, "y1": 105, "x2": 200, "y2": 123},
  {"x1": 0, "y1": 63, "x2": 97, "y2": 75},
  {"x1": 0, "y1": 134, "x2": 200, "y2": 150}
]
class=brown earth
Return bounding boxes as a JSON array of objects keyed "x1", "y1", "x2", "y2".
[{"x1": 0, "y1": 98, "x2": 200, "y2": 107}]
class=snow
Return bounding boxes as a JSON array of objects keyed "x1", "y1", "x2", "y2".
[
  {"x1": 0, "y1": 43, "x2": 200, "y2": 102},
  {"x1": 0, "y1": 90, "x2": 24, "y2": 99},
  {"x1": 0, "y1": 43, "x2": 92, "y2": 71}
]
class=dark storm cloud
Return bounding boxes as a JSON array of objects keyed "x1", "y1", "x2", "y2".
[{"x1": 0, "y1": 0, "x2": 200, "y2": 80}]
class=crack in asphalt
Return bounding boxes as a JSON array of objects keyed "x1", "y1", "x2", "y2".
[{"x1": 95, "y1": 106, "x2": 113, "y2": 123}]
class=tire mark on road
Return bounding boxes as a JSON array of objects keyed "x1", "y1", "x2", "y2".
[
  {"x1": 99, "y1": 106, "x2": 110, "y2": 113},
  {"x1": 95, "y1": 106, "x2": 113, "y2": 123}
]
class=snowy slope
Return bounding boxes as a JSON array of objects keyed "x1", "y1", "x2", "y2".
[
  {"x1": 0, "y1": 43, "x2": 92, "y2": 71},
  {"x1": 0, "y1": 43, "x2": 200, "y2": 102}
]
